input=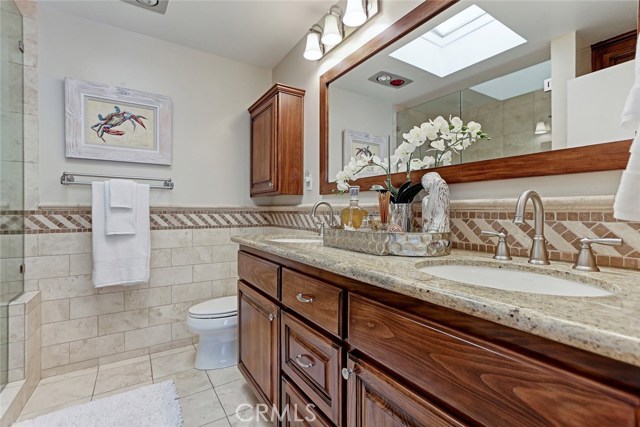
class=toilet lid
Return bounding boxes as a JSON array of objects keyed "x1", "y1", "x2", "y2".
[{"x1": 189, "y1": 296, "x2": 237, "y2": 317}]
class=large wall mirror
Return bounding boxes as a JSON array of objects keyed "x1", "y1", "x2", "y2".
[{"x1": 320, "y1": 0, "x2": 637, "y2": 194}]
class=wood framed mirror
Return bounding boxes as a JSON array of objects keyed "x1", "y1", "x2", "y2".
[{"x1": 319, "y1": 0, "x2": 637, "y2": 195}]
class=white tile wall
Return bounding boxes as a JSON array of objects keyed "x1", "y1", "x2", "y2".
[{"x1": 28, "y1": 227, "x2": 271, "y2": 377}]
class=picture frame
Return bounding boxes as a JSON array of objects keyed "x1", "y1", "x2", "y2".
[
  {"x1": 65, "y1": 78, "x2": 172, "y2": 165},
  {"x1": 343, "y1": 129, "x2": 387, "y2": 177}
]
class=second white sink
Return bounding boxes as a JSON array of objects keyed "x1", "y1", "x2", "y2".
[{"x1": 419, "y1": 264, "x2": 613, "y2": 297}]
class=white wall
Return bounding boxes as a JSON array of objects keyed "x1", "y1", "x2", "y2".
[
  {"x1": 567, "y1": 61, "x2": 635, "y2": 147},
  {"x1": 273, "y1": 3, "x2": 628, "y2": 205},
  {"x1": 38, "y1": 6, "x2": 272, "y2": 207}
]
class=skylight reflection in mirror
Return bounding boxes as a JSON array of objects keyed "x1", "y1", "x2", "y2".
[{"x1": 389, "y1": 5, "x2": 527, "y2": 78}]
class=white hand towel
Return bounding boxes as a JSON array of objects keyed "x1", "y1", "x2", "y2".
[
  {"x1": 92, "y1": 181, "x2": 150, "y2": 288},
  {"x1": 109, "y1": 179, "x2": 136, "y2": 208},
  {"x1": 105, "y1": 180, "x2": 137, "y2": 236},
  {"x1": 615, "y1": 35, "x2": 640, "y2": 221}
]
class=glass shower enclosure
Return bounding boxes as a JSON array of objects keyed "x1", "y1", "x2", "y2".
[{"x1": 0, "y1": 0, "x2": 25, "y2": 391}]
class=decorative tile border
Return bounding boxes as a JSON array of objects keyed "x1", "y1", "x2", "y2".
[{"x1": 3, "y1": 200, "x2": 640, "y2": 270}]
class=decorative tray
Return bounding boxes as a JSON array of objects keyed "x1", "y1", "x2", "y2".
[{"x1": 323, "y1": 228, "x2": 451, "y2": 257}]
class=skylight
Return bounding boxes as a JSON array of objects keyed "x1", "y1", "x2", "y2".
[{"x1": 389, "y1": 5, "x2": 526, "y2": 78}]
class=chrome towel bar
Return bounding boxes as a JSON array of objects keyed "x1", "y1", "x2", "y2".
[{"x1": 60, "y1": 172, "x2": 174, "y2": 190}]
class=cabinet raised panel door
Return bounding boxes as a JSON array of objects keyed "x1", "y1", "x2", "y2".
[
  {"x1": 250, "y1": 97, "x2": 275, "y2": 194},
  {"x1": 238, "y1": 281, "x2": 279, "y2": 410},
  {"x1": 345, "y1": 355, "x2": 467, "y2": 427}
]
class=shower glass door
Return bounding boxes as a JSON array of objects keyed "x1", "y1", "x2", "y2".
[{"x1": 0, "y1": 0, "x2": 24, "y2": 391}]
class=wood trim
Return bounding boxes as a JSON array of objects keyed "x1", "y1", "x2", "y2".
[
  {"x1": 321, "y1": 140, "x2": 632, "y2": 194},
  {"x1": 319, "y1": 0, "x2": 634, "y2": 195}
]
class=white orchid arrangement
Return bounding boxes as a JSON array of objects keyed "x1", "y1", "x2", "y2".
[{"x1": 335, "y1": 116, "x2": 490, "y2": 196}]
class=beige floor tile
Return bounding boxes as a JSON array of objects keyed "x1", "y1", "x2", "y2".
[
  {"x1": 37, "y1": 366, "x2": 97, "y2": 385},
  {"x1": 94, "y1": 359, "x2": 152, "y2": 395},
  {"x1": 151, "y1": 347, "x2": 196, "y2": 378},
  {"x1": 22, "y1": 372, "x2": 96, "y2": 414},
  {"x1": 229, "y1": 407, "x2": 275, "y2": 427},
  {"x1": 207, "y1": 365, "x2": 243, "y2": 387},
  {"x1": 92, "y1": 380, "x2": 154, "y2": 400},
  {"x1": 203, "y1": 418, "x2": 232, "y2": 427},
  {"x1": 16, "y1": 397, "x2": 92, "y2": 423},
  {"x1": 154, "y1": 368, "x2": 212, "y2": 398},
  {"x1": 180, "y1": 389, "x2": 226, "y2": 427},
  {"x1": 215, "y1": 378, "x2": 259, "y2": 417},
  {"x1": 98, "y1": 354, "x2": 150, "y2": 371},
  {"x1": 150, "y1": 343, "x2": 195, "y2": 359}
]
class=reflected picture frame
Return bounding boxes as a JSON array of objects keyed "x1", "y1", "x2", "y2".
[
  {"x1": 65, "y1": 78, "x2": 173, "y2": 165},
  {"x1": 343, "y1": 129, "x2": 388, "y2": 178}
]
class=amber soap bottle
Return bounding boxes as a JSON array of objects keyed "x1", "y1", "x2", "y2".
[{"x1": 340, "y1": 186, "x2": 368, "y2": 229}]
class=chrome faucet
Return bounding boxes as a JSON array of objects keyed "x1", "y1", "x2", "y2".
[
  {"x1": 513, "y1": 190, "x2": 550, "y2": 265},
  {"x1": 311, "y1": 201, "x2": 335, "y2": 237}
]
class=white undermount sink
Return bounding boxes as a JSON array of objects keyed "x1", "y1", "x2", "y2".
[
  {"x1": 419, "y1": 264, "x2": 613, "y2": 297},
  {"x1": 269, "y1": 238, "x2": 323, "y2": 244}
]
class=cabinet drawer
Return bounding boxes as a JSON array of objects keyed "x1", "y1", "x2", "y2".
[
  {"x1": 282, "y1": 377, "x2": 334, "y2": 427},
  {"x1": 348, "y1": 294, "x2": 639, "y2": 427},
  {"x1": 238, "y1": 251, "x2": 279, "y2": 299},
  {"x1": 282, "y1": 268, "x2": 342, "y2": 337},
  {"x1": 282, "y1": 312, "x2": 342, "y2": 424}
]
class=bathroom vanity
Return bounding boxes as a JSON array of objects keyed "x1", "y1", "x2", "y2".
[{"x1": 233, "y1": 235, "x2": 640, "y2": 427}]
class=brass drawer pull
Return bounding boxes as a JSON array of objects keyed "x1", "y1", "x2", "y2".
[
  {"x1": 296, "y1": 293, "x2": 315, "y2": 303},
  {"x1": 295, "y1": 354, "x2": 314, "y2": 369}
]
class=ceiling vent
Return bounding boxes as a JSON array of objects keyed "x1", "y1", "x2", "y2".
[
  {"x1": 368, "y1": 72, "x2": 413, "y2": 89},
  {"x1": 121, "y1": 0, "x2": 169, "y2": 15}
]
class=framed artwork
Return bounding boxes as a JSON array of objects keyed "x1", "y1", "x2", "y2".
[
  {"x1": 343, "y1": 129, "x2": 387, "y2": 177},
  {"x1": 65, "y1": 78, "x2": 172, "y2": 165}
]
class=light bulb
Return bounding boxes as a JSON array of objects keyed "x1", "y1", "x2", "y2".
[
  {"x1": 343, "y1": 0, "x2": 367, "y2": 27},
  {"x1": 322, "y1": 13, "x2": 342, "y2": 45},
  {"x1": 303, "y1": 31, "x2": 323, "y2": 60}
]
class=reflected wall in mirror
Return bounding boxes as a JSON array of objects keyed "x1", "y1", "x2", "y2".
[{"x1": 320, "y1": 0, "x2": 637, "y2": 194}]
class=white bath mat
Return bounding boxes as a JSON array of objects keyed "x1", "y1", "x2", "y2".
[{"x1": 14, "y1": 381, "x2": 182, "y2": 427}]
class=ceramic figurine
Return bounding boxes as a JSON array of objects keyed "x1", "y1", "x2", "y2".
[{"x1": 421, "y1": 172, "x2": 450, "y2": 233}]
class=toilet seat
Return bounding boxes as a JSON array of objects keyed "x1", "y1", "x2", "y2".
[{"x1": 188, "y1": 296, "x2": 237, "y2": 319}]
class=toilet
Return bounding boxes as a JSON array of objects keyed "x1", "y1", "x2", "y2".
[{"x1": 186, "y1": 296, "x2": 238, "y2": 370}]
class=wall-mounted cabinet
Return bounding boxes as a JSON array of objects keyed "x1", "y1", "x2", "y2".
[{"x1": 248, "y1": 84, "x2": 305, "y2": 197}]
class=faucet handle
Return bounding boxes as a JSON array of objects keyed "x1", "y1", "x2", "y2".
[
  {"x1": 572, "y1": 237, "x2": 623, "y2": 272},
  {"x1": 480, "y1": 229, "x2": 512, "y2": 261}
]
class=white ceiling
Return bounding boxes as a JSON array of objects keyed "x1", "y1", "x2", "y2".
[{"x1": 42, "y1": 0, "x2": 337, "y2": 69}]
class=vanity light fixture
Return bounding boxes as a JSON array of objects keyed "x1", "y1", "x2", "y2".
[
  {"x1": 303, "y1": 0, "x2": 378, "y2": 61},
  {"x1": 343, "y1": 0, "x2": 367, "y2": 27},
  {"x1": 303, "y1": 26, "x2": 324, "y2": 61},
  {"x1": 321, "y1": 6, "x2": 343, "y2": 46},
  {"x1": 534, "y1": 121, "x2": 548, "y2": 134}
]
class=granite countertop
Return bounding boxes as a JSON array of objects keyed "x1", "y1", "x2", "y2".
[{"x1": 232, "y1": 231, "x2": 640, "y2": 367}]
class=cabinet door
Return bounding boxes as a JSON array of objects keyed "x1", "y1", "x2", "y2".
[
  {"x1": 345, "y1": 355, "x2": 466, "y2": 427},
  {"x1": 250, "y1": 96, "x2": 276, "y2": 195},
  {"x1": 238, "y1": 280, "x2": 279, "y2": 410}
]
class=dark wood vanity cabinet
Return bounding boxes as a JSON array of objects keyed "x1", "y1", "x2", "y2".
[
  {"x1": 237, "y1": 247, "x2": 640, "y2": 427},
  {"x1": 237, "y1": 252, "x2": 281, "y2": 409},
  {"x1": 248, "y1": 83, "x2": 305, "y2": 197}
]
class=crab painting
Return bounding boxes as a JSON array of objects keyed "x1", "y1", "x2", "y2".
[{"x1": 91, "y1": 105, "x2": 147, "y2": 142}]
